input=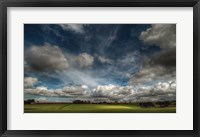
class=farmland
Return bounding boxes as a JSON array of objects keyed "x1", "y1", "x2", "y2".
[{"x1": 24, "y1": 103, "x2": 176, "y2": 113}]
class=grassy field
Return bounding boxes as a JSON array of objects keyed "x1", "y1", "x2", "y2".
[{"x1": 24, "y1": 103, "x2": 176, "y2": 113}]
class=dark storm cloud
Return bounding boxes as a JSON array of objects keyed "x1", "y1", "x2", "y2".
[
  {"x1": 25, "y1": 43, "x2": 94, "y2": 72},
  {"x1": 26, "y1": 43, "x2": 69, "y2": 72},
  {"x1": 133, "y1": 47, "x2": 176, "y2": 83},
  {"x1": 150, "y1": 47, "x2": 176, "y2": 68},
  {"x1": 129, "y1": 24, "x2": 176, "y2": 85}
]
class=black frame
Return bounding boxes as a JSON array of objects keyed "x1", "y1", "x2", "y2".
[{"x1": 0, "y1": 0, "x2": 199, "y2": 136}]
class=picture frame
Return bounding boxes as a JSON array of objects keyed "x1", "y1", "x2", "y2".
[{"x1": 0, "y1": 0, "x2": 199, "y2": 136}]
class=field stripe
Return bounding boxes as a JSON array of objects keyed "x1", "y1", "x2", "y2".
[{"x1": 58, "y1": 104, "x2": 72, "y2": 110}]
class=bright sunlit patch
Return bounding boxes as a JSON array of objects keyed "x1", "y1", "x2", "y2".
[{"x1": 99, "y1": 105, "x2": 132, "y2": 109}]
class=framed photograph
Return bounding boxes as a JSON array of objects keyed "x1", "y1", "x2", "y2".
[{"x1": 0, "y1": 0, "x2": 199, "y2": 136}]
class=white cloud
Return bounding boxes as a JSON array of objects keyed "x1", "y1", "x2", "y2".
[
  {"x1": 140, "y1": 24, "x2": 176, "y2": 49},
  {"x1": 91, "y1": 82, "x2": 175, "y2": 102},
  {"x1": 59, "y1": 24, "x2": 85, "y2": 34},
  {"x1": 75, "y1": 53, "x2": 94, "y2": 68},
  {"x1": 25, "y1": 85, "x2": 90, "y2": 98},
  {"x1": 98, "y1": 56, "x2": 113, "y2": 64},
  {"x1": 24, "y1": 77, "x2": 38, "y2": 88},
  {"x1": 130, "y1": 81, "x2": 176, "y2": 102},
  {"x1": 35, "y1": 97, "x2": 47, "y2": 102},
  {"x1": 25, "y1": 81, "x2": 176, "y2": 102},
  {"x1": 92, "y1": 85, "x2": 134, "y2": 101}
]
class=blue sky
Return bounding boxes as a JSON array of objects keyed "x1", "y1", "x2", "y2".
[{"x1": 24, "y1": 24, "x2": 176, "y2": 102}]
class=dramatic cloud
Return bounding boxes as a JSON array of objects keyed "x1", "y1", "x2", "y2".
[
  {"x1": 130, "y1": 49, "x2": 176, "y2": 84},
  {"x1": 135, "y1": 81, "x2": 176, "y2": 102},
  {"x1": 129, "y1": 65, "x2": 167, "y2": 84},
  {"x1": 130, "y1": 24, "x2": 176, "y2": 85},
  {"x1": 24, "y1": 24, "x2": 177, "y2": 103},
  {"x1": 58, "y1": 24, "x2": 85, "y2": 34},
  {"x1": 26, "y1": 43, "x2": 69, "y2": 72},
  {"x1": 92, "y1": 81, "x2": 175, "y2": 102},
  {"x1": 26, "y1": 43, "x2": 94, "y2": 72},
  {"x1": 24, "y1": 77, "x2": 38, "y2": 88},
  {"x1": 129, "y1": 61, "x2": 175, "y2": 84},
  {"x1": 150, "y1": 47, "x2": 176, "y2": 68},
  {"x1": 136, "y1": 81, "x2": 176, "y2": 96},
  {"x1": 92, "y1": 85, "x2": 134, "y2": 101},
  {"x1": 25, "y1": 81, "x2": 176, "y2": 102},
  {"x1": 140, "y1": 24, "x2": 176, "y2": 49}
]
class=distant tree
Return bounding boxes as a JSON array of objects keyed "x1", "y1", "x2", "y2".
[
  {"x1": 156, "y1": 101, "x2": 170, "y2": 107},
  {"x1": 24, "y1": 99, "x2": 35, "y2": 104},
  {"x1": 139, "y1": 102, "x2": 154, "y2": 108}
]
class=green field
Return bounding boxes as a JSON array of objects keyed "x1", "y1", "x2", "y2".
[{"x1": 24, "y1": 103, "x2": 176, "y2": 113}]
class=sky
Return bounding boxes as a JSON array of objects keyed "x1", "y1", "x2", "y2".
[{"x1": 24, "y1": 24, "x2": 176, "y2": 103}]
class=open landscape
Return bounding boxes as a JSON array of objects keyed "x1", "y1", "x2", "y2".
[
  {"x1": 24, "y1": 102, "x2": 176, "y2": 113},
  {"x1": 24, "y1": 24, "x2": 176, "y2": 113}
]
